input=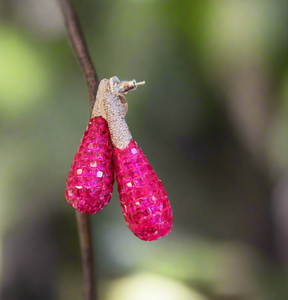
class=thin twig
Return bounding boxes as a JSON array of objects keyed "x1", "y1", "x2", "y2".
[
  {"x1": 76, "y1": 211, "x2": 96, "y2": 300},
  {"x1": 58, "y1": 1, "x2": 98, "y2": 300},
  {"x1": 58, "y1": 0, "x2": 99, "y2": 110}
]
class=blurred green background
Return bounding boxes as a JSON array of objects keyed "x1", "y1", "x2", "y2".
[{"x1": 0, "y1": 0, "x2": 287, "y2": 299}]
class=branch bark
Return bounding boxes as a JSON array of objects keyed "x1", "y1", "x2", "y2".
[
  {"x1": 58, "y1": 1, "x2": 98, "y2": 299},
  {"x1": 58, "y1": 0, "x2": 99, "y2": 111}
]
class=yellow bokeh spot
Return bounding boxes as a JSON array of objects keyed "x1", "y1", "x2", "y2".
[{"x1": 105, "y1": 272, "x2": 208, "y2": 300}]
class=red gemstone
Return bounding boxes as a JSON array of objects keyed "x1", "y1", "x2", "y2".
[
  {"x1": 65, "y1": 116, "x2": 114, "y2": 214},
  {"x1": 113, "y1": 140, "x2": 173, "y2": 241}
]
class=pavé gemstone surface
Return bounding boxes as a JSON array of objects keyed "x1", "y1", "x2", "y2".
[
  {"x1": 113, "y1": 140, "x2": 173, "y2": 241},
  {"x1": 65, "y1": 116, "x2": 114, "y2": 214}
]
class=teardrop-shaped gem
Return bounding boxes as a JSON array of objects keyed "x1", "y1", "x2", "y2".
[
  {"x1": 113, "y1": 140, "x2": 173, "y2": 241},
  {"x1": 65, "y1": 116, "x2": 114, "y2": 214}
]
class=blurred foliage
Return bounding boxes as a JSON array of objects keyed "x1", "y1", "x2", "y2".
[{"x1": 0, "y1": 0, "x2": 287, "y2": 300}]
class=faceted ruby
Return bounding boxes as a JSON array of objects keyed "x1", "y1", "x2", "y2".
[
  {"x1": 82, "y1": 136, "x2": 91, "y2": 143},
  {"x1": 99, "y1": 131, "x2": 108, "y2": 139},
  {"x1": 96, "y1": 119, "x2": 104, "y2": 126},
  {"x1": 79, "y1": 159, "x2": 87, "y2": 167},
  {"x1": 160, "y1": 186, "x2": 167, "y2": 198},
  {"x1": 89, "y1": 135, "x2": 97, "y2": 142},
  {"x1": 89, "y1": 188, "x2": 100, "y2": 197},
  {"x1": 145, "y1": 207, "x2": 153, "y2": 215},
  {"x1": 86, "y1": 168, "x2": 95, "y2": 176},
  {"x1": 125, "y1": 169, "x2": 140, "y2": 181},
  {"x1": 84, "y1": 150, "x2": 94, "y2": 158},
  {"x1": 133, "y1": 188, "x2": 145, "y2": 199},
  {"x1": 157, "y1": 181, "x2": 164, "y2": 189},
  {"x1": 137, "y1": 155, "x2": 148, "y2": 165},
  {"x1": 96, "y1": 144, "x2": 106, "y2": 152},
  {"x1": 119, "y1": 191, "x2": 131, "y2": 203},
  {"x1": 122, "y1": 160, "x2": 132, "y2": 171},
  {"x1": 75, "y1": 177, "x2": 83, "y2": 187},
  {"x1": 91, "y1": 129, "x2": 99, "y2": 136},
  {"x1": 114, "y1": 163, "x2": 121, "y2": 175},
  {"x1": 83, "y1": 177, "x2": 95, "y2": 187},
  {"x1": 94, "y1": 178, "x2": 103, "y2": 187},
  {"x1": 77, "y1": 152, "x2": 84, "y2": 159},
  {"x1": 97, "y1": 135, "x2": 106, "y2": 144},
  {"x1": 139, "y1": 164, "x2": 149, "y2": 174},
  {"x1": 99, "y1": 190, "x2": 109, "y2": 198},
  {"x1": 150, "y1": 183, "x2": 158, "y2": 193},
  {"x1": 133, "y1": 176, "x2": 146, "y2": 187},
  {"x1": 117, "y1": 184, "x2": 122, "y2": 194},
  {"x1": 77, "y1": 204, "x2": 84, "y2": 211},
  {"x1": 145, "y1": 173, "x2": 155, "y2": 184},
  {"x1": 79, "y1": 145, "x2": 85, "y2": 152},
  {"x1": 116, "y1": 174, "x2": 124, "y2": 185},
  {"x1": 96, "y1": 161, "x2": 106, "y2": 170},
  {"x1": 81, "y1": 167, "x2": 88, "y2": 176},
  {"x1": 147, "y1": 164, "x2": 153, "y2": 171},
  {"x1": 87, "y1": 143, "x2": 95, "y2": 150},
  {"x1": 105, "y1": 193, "x2": 112, "y2": 203},
  {"x1": 102, "y1": 153, "x2": 111, "y2": 162},
  {"x1": 104, "y1": 176, "x2": 113, "y2": 186},
  {"x1": 73, "y1": 187, "x2": 82, "y2": 198},
  {"x1": 156, "y1": 202, "x2": 164, "y2": 211}
]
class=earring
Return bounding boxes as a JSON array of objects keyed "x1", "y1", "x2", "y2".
[
  {"x1": 65, "y1": 80, "x2": 115, "y2": 214},
  {"x1": 103, "y1": 76, "x2": 173, "y2": 241}
]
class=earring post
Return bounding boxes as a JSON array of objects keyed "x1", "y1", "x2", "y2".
[
  {"x1": 135, "y1": 81, "x2": 145, "y2": 87},
  {"x1": 116, "y1": 79, "x2": 146, "y2": 94}
]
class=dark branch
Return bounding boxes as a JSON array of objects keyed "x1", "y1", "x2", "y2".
[
  {"x1": 58, "y1": 0, "x2": 99, "y2": 111},
  {"x1": 76, "y1": 211, "x2": 96, "y2": 300},
  {"x1": 58, "y1": 1, "x2": 98, "y2": 300}
]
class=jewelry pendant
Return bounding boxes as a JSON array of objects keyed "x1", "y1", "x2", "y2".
[
  {"x1": 103, "y1": 76, "x2": 173, "y2": 241},
  {"x1": 65, "y1": 84, "x2": 115, "y2": 214}
]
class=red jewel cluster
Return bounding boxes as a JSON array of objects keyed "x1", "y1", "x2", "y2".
[
  {"x1": 114, "y1": 140, "x2": 173, "y2": 241},
  {"x1": 65, "y1": 116, "x2": 114, "y2": 214},
  {"x1": 65, "y1": 117, "x2": 173, "y2": 241}
]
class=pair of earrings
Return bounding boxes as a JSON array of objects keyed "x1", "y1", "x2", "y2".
[{"x1": 65, "y1": 76, "x2": 173, "y2": 241}]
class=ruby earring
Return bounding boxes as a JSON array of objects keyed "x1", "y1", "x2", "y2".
[
  {"x1": 65, "y1": 83, "x2": 115, "y2": 214},
  {"x1": 65, "y1": 76, "x2": 173, "y2": 241},
  {"x1": 103, "y1": 76, "x2": 173, "y2": 241}
]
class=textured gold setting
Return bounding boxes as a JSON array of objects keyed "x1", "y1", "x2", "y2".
[
  {"x1": 91, "y1": 79, "x2": 110, "y2": 119},
  {"x1": 103, "y1": 90, "x2": 132, "y2": 149},
  {"x1": 91, "y1": 76, "x2": 145, "y2": 149}
]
